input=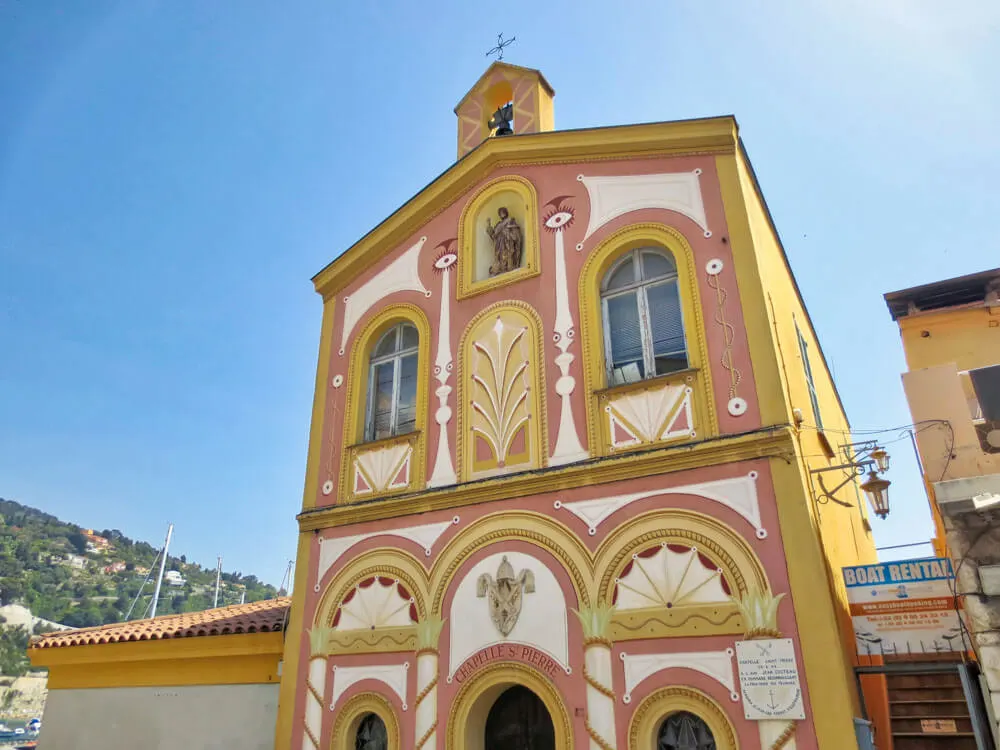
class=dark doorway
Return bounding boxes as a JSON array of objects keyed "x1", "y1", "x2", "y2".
[
  {"x1": 657, "y1": 711, "x2": 716, "y2": 750},
  {"x1": 484, "y1": 685, "x2": 556, "y2": 750},
  {"x1": 355, "y1": 713, "x2": 388, "y2": 750}
]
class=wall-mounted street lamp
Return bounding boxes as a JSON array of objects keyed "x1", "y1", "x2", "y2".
[{"x1": 810, "y1": 440, "x2": 892, "y2": 519}]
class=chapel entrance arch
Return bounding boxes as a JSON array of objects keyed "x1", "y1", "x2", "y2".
[
  {"x1": 484, "y1": 685, "x2": 555, "y2": 750},
  {"x1": 447, "y1": 663, "x2": 571, "y2": 750}
]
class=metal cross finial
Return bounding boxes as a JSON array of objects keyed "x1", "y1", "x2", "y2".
[{"x1": 486, "y1": 33, "x2": 516, "y2": 61}]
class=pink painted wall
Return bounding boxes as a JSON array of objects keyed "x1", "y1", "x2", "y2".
[
  {"x1": 314, "y1": 154, "x2": 761, "y2": 508},
  {"x1": 295, "y1": 460, "x2": 822, "y2": 749}
]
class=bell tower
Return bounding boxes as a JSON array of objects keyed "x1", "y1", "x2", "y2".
[{"x1": 454, "y1": 61, "x2": 555, "y2": 159}]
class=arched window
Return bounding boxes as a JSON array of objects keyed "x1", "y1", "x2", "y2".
[
  {"x1": 657, "y1": 711, "x2": 716, "y2": 750},
  {"x1": 354, "y1": 713, "x2": 388, "y2": 750},
  {"x1": 364, "y1": 323, "x2": 419, "y2": 442},
  {"x1": 484, "y1": 685, "x2": 555, "y2": 750},
  {"x1": 601, "y1": 247, "x2": 687, "y2": 386}
]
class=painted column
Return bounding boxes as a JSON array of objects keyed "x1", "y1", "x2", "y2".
[
  {"x1": 575, "y1": 606, "x2": 617, "y2": 750},
  {"x1": 302, "y1": 628, "x2": 332, "y2": 750},
  {"x1": 414, "y1": 616, "x2": 445, "y2": 750},
  {"x1": 735, "y1": 590, "x2": 798, "y2": 750},
  {"x1": 428, "y1": 248, "x2": 458, "y2": 487},
  {"x1": 545, "y1": 202, "x2": 588, "y2": 465}
]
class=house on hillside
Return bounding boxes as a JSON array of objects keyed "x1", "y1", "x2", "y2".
[
  {"x1": 102, "y1": 561, "x2": 126, "y2": 575},
  {"x1": 81, "y1": 530, "x2": 111, "y2": 554},
  {"x1": 64, "y1": 554, "x2": 86, "y2": 570},
  {"x1": 164, "y1": 570, "x2": 185, "y2": 587}
]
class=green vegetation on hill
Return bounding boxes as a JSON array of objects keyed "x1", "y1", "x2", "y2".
[{"x1": 0, "y1": 498, "x2": 282, "y2": 634}]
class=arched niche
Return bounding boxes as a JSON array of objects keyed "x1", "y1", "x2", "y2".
[
  {"x1": 457, "y1": 176, "x2": 540, "y2": 299},
  {"x1": 456, "y1": 302, "x2": 548, "y2": 481}
]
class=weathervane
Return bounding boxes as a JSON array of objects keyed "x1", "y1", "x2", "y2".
[{"x1": 486, "y1": 33, "x2": 516, "y2": 61}]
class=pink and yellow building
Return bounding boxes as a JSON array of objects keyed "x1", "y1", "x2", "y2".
[{"x1": 273, "y1": 62, "x2": 879, "y2": 750}]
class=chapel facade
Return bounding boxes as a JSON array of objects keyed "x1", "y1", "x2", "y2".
[{"x1": 275, "y1": 62, "x2": 877, "y2": 750}]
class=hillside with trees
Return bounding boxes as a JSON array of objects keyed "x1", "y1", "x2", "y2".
[{"x1": 0, "y1": 498, "x2": 282, "y2": 677}]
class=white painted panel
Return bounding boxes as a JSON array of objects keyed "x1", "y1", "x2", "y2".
[
  {"x1": 579, "y1": 172, "x2": 708, "y2": 239},
  {"x1": 448, "y1": 551, "x2": 569, "y2": 678},
  {"x1": 37, "y1": 683, "x2": 278, "y2": 750}
]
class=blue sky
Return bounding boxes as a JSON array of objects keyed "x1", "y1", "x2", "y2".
[{"x1": 1, "y1": 1, "x2": 997, "y2": 586}]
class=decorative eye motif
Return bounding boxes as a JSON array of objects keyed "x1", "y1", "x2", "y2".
[
  {"x1": 434, "y1": 251, "x2": 458, "y2": 270},
  {"x1": 544, "y1": 210, "x2": 574, "y2": 230},
  {"x1": 542, "y1": 195, "x2": 575, "y2": 232}
]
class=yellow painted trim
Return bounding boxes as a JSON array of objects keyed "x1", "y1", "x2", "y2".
[
  {"x1": 456, "y1": 175, "x2": 541, "y2": 299},
  {"x1": 446, "y1": 662, "x2": 572, "y2": 750},
  {"x1": 339, "y1": 304, "x2": 431, "y2": 503},
  {"x1": 331, "y1": 691, "x2": 401, "y2": 750},
  {"x1": 578, "y1": 223, "x2": 717, "y2": 456},
  {"x1": 300, "y1": 427, "x2": 795, "y2": 532},
  {"x1": 456, "y1": 301, "x2": 549, "y2": 481},
  {"x1": 767, "y1": 456, "x2": 860, "y2": 749},
  {"x1": 275, "y1": 532, "x2": 314, "y2": 750},
  {"x1": 303, "y1": 299, "x2": 337, "y2": 511},
  {"x1": 312, "y1": 118, "x2": 739, "y2": 301},
  {"x1": 30, "y1": 632, "x2": 283, "y2": 690},
  {"x1": 610, "y1": 602, "x2": 742, "y2": 641},
  {"x1": 713, "y1": 154, "x2": 789, "y2": 428},
  {"x1": 628, "y1": 685, "x2": 737, "y2": 750},
  {"x1": 323, "y1": 626, "x2": 417, "y2": 655}
]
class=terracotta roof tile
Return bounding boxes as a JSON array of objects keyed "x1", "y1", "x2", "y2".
[{"x1": 30, "y1": 597, "x2": 290, "y2": 649}]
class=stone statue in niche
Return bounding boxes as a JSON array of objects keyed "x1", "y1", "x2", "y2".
[
  {"x1": 486, "y1": 207, "x2": 523, "y2": 276},
  {"x1": 477, "y1": 556, "x2": 535, "y2": 636}
]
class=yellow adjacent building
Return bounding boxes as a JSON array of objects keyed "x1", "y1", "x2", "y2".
[{"x1": 885, "y1": 267, "x2": 1000, "y2": 740}]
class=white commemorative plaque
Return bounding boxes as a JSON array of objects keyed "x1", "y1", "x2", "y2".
[{"x1": 735, "y1": 638, "x2": 805, "y2": 721}]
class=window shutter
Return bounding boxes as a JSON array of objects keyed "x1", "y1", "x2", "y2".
[{"x1": 606, "y1": 292, "x2": 644, "y2": 369}]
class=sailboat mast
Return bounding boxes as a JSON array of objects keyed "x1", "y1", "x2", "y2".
[
  {"x1": 213, "y1": 555, "x2": 222, "y2": 608},
  {"x1": 150, "y1": 523, "x2": 173, "y2": 619}
]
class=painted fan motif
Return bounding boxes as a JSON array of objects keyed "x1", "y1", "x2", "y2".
[
  {"x1": 332, "y1": 577, "x2": 418, "y2": 631},
  {"x1": 613, "y1": 544, "x2": 730, "y2": 610},
  {"x1": 470, "y1": 317, "x2": 531, "y2": 470},
  {"x1": 353, "y1": 442, "x2": 412, "y2": 495},
  {"x1": 607, "y1": 383, "x2": 692, "y2": 449}
]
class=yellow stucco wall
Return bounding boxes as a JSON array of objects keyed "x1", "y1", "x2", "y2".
[
  {"x1": 894, "y1": 304, "x2": 1000, "y2": 555},
  {"x1": 29, "y1": 631, "x2": 284, "y2": 690},
  {"x1": 716, "y1": 148, "x2": 878, "y2": 748},
  {"x1": 897, "y1": 306, "x2": 1000, "y2": 373}
]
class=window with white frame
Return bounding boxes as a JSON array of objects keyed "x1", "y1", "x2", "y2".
[
  {"x1": 601, "y1": 247, "x2": 688, "y2": 386},
  {"x1": 364, "y1": 323, "x2": 419, "y2": 442}
]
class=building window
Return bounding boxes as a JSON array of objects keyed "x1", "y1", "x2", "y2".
[
  {"x1": 364, "y1": 323, "x2": 419, "y2": 442},
  {"x1": 657, "y1": 711, "x2": 716, "y2": 750},
  {"x1": 796, "y1": 323, "x2": 823, "y2": 430},
  {"x1": 355, "y1": 713, "x2": 388, "y2": 750},
  {"x1": 601, "y1": 247, "x2": 687, "y2": 386}
]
